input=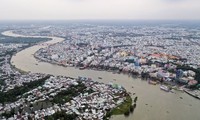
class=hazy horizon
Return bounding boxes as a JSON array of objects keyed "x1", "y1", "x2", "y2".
[{"x1": 0, "y1": 0, "x2": 200, "y2": 20}]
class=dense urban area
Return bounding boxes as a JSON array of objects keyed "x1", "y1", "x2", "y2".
[
  {"x1": 33, "y1": 24, "x2": 200, "y2": 92},
  {"x1": 0, "y1": 25, "x2": 136, "y2": 120},
  {"x1": 0, "y1": 22, "x2": 200, "y2": 119}
]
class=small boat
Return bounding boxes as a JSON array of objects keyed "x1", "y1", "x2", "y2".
[
  {"x1": 160, "y1": 85, "x2": 170, "y2": 92},
  {"x1": 79, "y1": 67, "x2": 85, "y2": 70},
  {"x1": 98, "y1": 77, "x2": 102, "y2": 79},
  {"x1": 148, "y1": 80, "x2": 157, "y2": 85}
]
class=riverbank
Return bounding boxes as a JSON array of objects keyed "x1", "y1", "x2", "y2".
[
  {"x1": 184, "y1": 89, "x2": 200, "y2": 100},
  {"x1": 3, "y1": 30, "x2": 200, "y2": 120}
]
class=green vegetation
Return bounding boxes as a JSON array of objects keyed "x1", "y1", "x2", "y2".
[
  {"x1": 0, "y1": 34, "x2": 50, "y2": 44},
  {"x1": 0, "y1": 75, "x2": 50, "y2": 103},
  {"x1": 109, "y1": 95, "x2": 132, "y2": 115},
  {"x1": 0, "y1": 49, "x2": 16, "y2": 57},
  {"x1": 1, "y1": 108, "x2": 15, "y2": 119},
  {"x1": 167, "y1": 68, "x2": 176, "y2": 73},
  {"x1": 0, "y1": 80, "x2": 5, "y2": 86},
  {"x1": 51, "y1": 82, "x2": 87, "y2": 104},
  {"x1": 134, "y1": 96, "x2": 138, "y2": 103},
  {"x1": 44, "y1": 111, "x2": 77, "y2": 120}
]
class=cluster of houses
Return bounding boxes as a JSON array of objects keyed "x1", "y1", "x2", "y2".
[
  {"x1": 0, "y1": 43, "x2": 47, "y2": 92},
  {"x1": 18, "y1": 23, "x2": 200, "y2": 67},
  {"x1": 0, "y1": 76, "x2": 128, "y2": 120},
  {"x1": 33, "y1": 25, "x2": 200, "y2": 89},
  {"x1": 1, "y1": 23, "x2": 200, "y2": 119}
]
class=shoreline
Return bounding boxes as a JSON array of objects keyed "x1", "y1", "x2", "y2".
[{"x1": 184, "y1": 89, "x2": 200, "y2": 100}]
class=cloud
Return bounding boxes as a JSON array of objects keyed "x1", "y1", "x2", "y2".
[{"x1": 0, "y1": 0, "x2": 199, "y2": 20}]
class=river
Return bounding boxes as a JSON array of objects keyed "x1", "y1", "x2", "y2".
[{"x1": 2, "y1": 30, "x2": 200, "y2": 120}]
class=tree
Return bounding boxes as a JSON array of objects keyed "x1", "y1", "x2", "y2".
[{"x1": 134, "y1": 96, "x2": 138, "y2": 103}]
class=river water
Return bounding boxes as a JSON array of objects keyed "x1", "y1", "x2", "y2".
[{"x1": 2, "y1": 31, "x2": 200, "y2": 120}]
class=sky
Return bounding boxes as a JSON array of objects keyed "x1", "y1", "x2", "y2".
[{"x1": 0, "y1": 0, "x2": 199, "y2": 20}]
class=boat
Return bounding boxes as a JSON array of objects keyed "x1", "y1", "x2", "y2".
[
  {"x1": 148, "y1": 80, "x2": 157, "y2": 85},
  {"x1": 160, "y1": 85, "x2": 170, "y2": 92},
  {"x1": 98, "y1": 77, "x2": 102, "y2": 79},
  {"x1": 79, "y1": 66, "x2": 86, "y2": 70}
]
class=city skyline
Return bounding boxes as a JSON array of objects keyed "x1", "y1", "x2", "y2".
[{"x1": 0, "y1": 0, "x2": 200, "y2": 20}]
